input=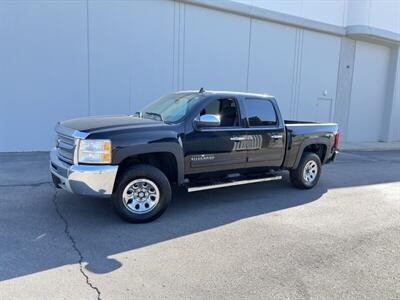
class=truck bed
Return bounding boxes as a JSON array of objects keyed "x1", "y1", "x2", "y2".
[{"x1": 283, "y1": 120, "x2": 339, "y2": 169}]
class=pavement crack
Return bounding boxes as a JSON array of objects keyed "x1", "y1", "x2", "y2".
[{"x1": 52, "y1": 189, "x2": 102, "y2": 300}]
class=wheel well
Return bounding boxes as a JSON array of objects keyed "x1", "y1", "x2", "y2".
[
  {"x1": 116, "y1": 152, "x2": 178, "y2": 184},
  {"x1": 303, "y1": 144, "x2": 327, "y2": 163}
]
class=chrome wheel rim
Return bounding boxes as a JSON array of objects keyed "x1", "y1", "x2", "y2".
[
  {"x1": 303, "y1": 160, "x2": 318, "y2": 183},
  {"x1": 122, "y1": 179, "x2": 160, "y2": 214}
]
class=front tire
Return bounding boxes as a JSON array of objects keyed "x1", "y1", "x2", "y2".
[
  {"x1": 290, "y1": 152, "x2": 321, "y2": 189},
  {"x1": 112, "y1": 165, "x2": 172, "y2": 223}
]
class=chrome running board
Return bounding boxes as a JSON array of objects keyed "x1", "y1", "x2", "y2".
[{"x1": 187, "y1": 175, "x2": 282, "y2": 192}]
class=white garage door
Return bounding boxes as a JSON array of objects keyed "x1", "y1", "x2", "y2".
[{"x1": 347, "y1": 41, "x2": 390, "y2": 142}]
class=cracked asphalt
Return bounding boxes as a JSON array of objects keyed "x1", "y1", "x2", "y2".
[
  {"x1": 52, "y1": 190, "x2": 102, "y2": 299},
  {"x1": 0, "y1": 151, "x2": 399, "y2": 299}
]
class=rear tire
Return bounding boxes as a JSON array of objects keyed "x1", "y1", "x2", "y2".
[
  {"x1": 290, "y1": 152, "x2": 321, "y2": 189},
  {"x1": 112, "y1": 165, "x2": 172, "y2": 223}
]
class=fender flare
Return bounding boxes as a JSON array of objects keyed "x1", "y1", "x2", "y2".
[
  {"x1": 114, "y1": 142, "x2": 185, "y2": 185},
  {"x1": 293, "y1": 138, "x2": 330, "y2": 169}
]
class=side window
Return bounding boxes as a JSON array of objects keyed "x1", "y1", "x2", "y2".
[
  {"x1": 201, "y1": 99, "x2": 220, "y2": 115},
  {"x1": 200, "y1": 98, "x2": 239, "y2": 127},
  {"x1": 245, "y1": 99, "x2": 277, "y2": 127}
]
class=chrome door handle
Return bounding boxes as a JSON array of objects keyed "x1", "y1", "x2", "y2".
[
  {"x1": 230, "y1": 136, "x2": 247, "y2": 142},
  {"x1": 271, "y1": 135, "x2": 283, "y2": 139}
]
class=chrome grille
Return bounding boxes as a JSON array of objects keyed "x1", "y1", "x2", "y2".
[{"x1": 56, "y1": 133, "x2": 75, "y2": 164}]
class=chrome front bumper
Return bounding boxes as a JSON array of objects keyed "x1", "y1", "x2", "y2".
[{"x1": 50, "y1": 148, "x2": 118, "y2": 197}]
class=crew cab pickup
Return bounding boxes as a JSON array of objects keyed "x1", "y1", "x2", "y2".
[{"x1": 50, "y1": 90, "x2": 339, "y2": 223}]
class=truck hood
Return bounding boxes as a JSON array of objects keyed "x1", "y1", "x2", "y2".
[{"x1": 60, "y1": 115, "x2": 165, "y2": 133}]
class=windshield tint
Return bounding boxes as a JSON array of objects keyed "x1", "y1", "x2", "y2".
[{"x1": 137, "y1": 93, "x2": 203, "y2": 123}]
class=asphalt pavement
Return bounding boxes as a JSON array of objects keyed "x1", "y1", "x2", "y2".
[{"x1": 0, "y1": 150, "x2": 399, "y2": 299}]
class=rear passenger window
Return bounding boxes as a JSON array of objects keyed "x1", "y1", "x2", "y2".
[
  {"x1": 245, "y1": 99, "x2": 277, "y2": 127},
  {"x1": 245, "y1": 98, "x2": 278, "y2": 127}
]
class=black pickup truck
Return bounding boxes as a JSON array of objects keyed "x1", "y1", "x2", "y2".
[{"x1": 50, "y1": 90, "x2": 339, "y2": 222}]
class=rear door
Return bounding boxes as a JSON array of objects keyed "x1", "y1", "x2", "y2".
[{"x1": 243, "y1": 98, "x2": 286, "y2": 168}]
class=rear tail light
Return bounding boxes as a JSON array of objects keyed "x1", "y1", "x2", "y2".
[{"x1": 334, "y1": 133, "x2": 340, "y2": 149}]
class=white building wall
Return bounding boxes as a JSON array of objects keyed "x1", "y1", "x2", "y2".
[
  {"x1": 88, "y1": 0, "x2": 175, "y2": 114},
  {"x1": 0, "y1": 1, "x2": 89, "y2": 151},
  {"x1": 0, "y1": 0, "x2": 399, "y2": 151},
  {"x1": 296, "y1": 30, "x2": 341, "y2": 122},
  {"x1": 182, "y1": 5, "x2": 250, "y2": 91},
  {"x1": 347, "y1": 41, "x2": 391, "y2": 142},
  {"x1": 347, "y1": 0, "x2": 400, "y2": 34},
  {"x1": 247, "y1": 20, "x2": 297, "y2": 118},
  {"x1": 234, "y1": 0, "x2": 400, "y2": 34},
  {"x1": 384, "y1": 46, "x2": 400, "y2": 142},
  {"x1": 234, "y1": 0, "x2": 347, "y2": 26}
]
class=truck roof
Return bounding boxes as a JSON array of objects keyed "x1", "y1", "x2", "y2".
[{"x1": 175, "y1": 90, "x2": 273, "y2": 99}]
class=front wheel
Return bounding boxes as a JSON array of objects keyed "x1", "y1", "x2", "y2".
[
  {"x1": 112, "y1": 165, "x2": 172, "y2": 223},
  {"x1": 290, "y1": 152, "x2": 321, "y2": 189}
]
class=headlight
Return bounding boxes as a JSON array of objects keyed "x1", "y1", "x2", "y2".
[{"x1": 78, "y1": 139, "x2": 112, "y2": 164}]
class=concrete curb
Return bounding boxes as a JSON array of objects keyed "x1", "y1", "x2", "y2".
[{"x1": 341, "y1": 142, "x2": 400, "y2": 152}]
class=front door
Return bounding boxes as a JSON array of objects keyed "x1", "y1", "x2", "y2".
[
  {"x1": 183, "y1": 97, "x2": 247, "y2": 175},
  {"x1": 243, "y1": 98, "x2": 285, "y2": 168}
]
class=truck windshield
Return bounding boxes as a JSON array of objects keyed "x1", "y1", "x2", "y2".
[{"x1": 136, "y1": 93, "x2": 203, "y2": 123}]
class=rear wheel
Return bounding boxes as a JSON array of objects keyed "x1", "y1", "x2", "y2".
[
  {"x1": 290, "y1": 152, "x2": 321, "y2": 189},
  {"x1": 112, "y1": 165, "x2": 172, "y2": 223}
]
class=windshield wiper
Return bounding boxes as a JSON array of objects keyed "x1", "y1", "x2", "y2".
[{"x1": 143, "y1": 111, "x2": 163, "y2": 121}]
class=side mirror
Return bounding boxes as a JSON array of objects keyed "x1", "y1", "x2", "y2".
[{"x1": 194, "y1": 114, "x2": 221, "y2": 129}]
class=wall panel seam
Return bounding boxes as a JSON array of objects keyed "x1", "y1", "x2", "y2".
[
  {"x1": 294, "y1": 29, "x2": 304, "y2": 119},
  {"x1": 172, "y1": 0, "x2": 177, "y2": 91},
  {"x1": 290, "y1": 29, "x2": 299, "y2": 119},
  {"x1": 182, "y1": 3, "x2": 186, "y2": 89},
  {"x1": 344, "y1": 41, "x2": 358, "y2": 141},
  {"x1": 245, "y1": 18, "x2": 252, "y2": 92},
  {"x1": 86, "y1": 0, "x2": 91, "y2": 116}
]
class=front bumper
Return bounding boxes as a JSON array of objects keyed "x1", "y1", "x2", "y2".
[{"x1": 50, "y1": 148, "x2": 118, "y2": 197}]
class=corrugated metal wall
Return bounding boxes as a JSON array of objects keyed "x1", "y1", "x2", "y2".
[{"x1": 0, "y1": 0, "x2": 398, "y2": 151}]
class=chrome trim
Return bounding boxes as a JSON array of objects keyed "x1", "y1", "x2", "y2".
[
  {"x1": 187, "y1": 175, "x2": 282, "y2": 192},
  {"x1": 230, "y1": 136, "x2": 247, "y2": 141},
  {"x1": 56, "y1": 134, "x2": 75, "y2": 164},
  {"x1": 73, "y1": 138, "x2": 80, "y2": 165},
  {"x1": 55, "y1": 123, "x2": 89, "y2": 164},
  {"x1": 271, "y1": 135, "x2": 283, "y2": 139},
  {"x1": 194, "y1": 114, "x2": 221, "y2": 128},
  {"x1": 55, "y1": 123, "x2": 89, "y2": 139},
  {"x1": 50, "y1": 148, "x2": 118, "y2": 197}
]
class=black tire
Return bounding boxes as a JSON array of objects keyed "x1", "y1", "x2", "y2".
[
  {"x1": 112, "y1": 164, "x2": 172, "y2": 223},
  {"x1": 290, "y1": 152, "x2": 321, "y2": 189}
]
